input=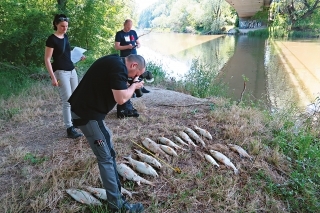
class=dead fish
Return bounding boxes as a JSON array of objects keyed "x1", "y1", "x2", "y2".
[
  {"x1": 204, "y1": 154, "x2": 220, "y2": 168},
  {"x1": 142, "y1": 138, "x2": 168, "y2": 157},
  {"x1": 85, "y1": 186, "x2": 136, "y2": 199},
  {"x1": 228, "y1": 144, "x2": 253, "y2": 160},
  {"x1": 85, "y1": 186, "x2": 107, "y2": 200},
  {"x1": 193, "y1": 125, "x2": 212, "y2": 140},
  {"x1": 121, "y1": 186, "x2": 138, "y2": 198},
  {"x1": 173, "y1": 135, "x2": 189, "y2": 147},
  {"x1": 117, "y1": 163, "x2": 155, "y2": 186},
  {"x1": 158, "y1": 136, "x2": 185, "y2": 150},
  {"x1": 134, "y1": 149, "x2": 162, "y2": 169},
  {"x1": 178, "y1": 131, "x2": 198, "y2": 147},
  {"x1": 209, "y1": 150, "x2": 239, "y2": 175},
  {"x1": 66, "y1": 188, "x2": 102, "y2": 206},
  {"x1": 184, "y1": 127, "x2": 206, "y2": 147},
  {"x1": 160, "y1": 144, "x2": 178, "y2": 157},
  {"x1": 124, "y1": 155, "x2": 159, "y2": 177}
]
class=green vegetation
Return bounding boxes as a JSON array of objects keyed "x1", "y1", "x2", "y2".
[
  {"x1": 1, "y1": 1, "x2": 320, "y2": 212},
  {"x1": 24, "y1": 153, "x2": 48, "y2": 165},
  {"x1": 138, "y1": 0, "x2": 236, "y2": 34},
  {"x1": 0, "y1": 0, "x2": 135, "y2": 66}
]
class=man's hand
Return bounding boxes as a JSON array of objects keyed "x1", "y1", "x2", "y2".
[
  {"x1": 132, "y1": 77, "x2": 144, "y2": 90},
  {"x1": 128, "y1": 44, "x2": 135, "y2": 49}
]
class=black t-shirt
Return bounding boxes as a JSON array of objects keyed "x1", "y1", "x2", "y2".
[
  {"x1": 45, "y1": 34, "x2": 74, "y2": 71},
  {"x1": 115, "y1": 30, "x2": 138, "y2": 57},
  {"x1": 68, "y1": 54, "x2": 128, "y2": 120}
]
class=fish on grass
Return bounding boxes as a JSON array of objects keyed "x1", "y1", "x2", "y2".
[
  {"x1": 209, "y1": 150, "x2": 239, "y2": 175},
  {"x1": 204, "y1": 154, "x2": 220, "y2": 168},
  {"x1": 134, "y1": 149, "x2": 162, "y2": 169},
  {"x1": 193, "y1": 125, "x2": 212, "y2": 140},
  {"x1": 85, "y1": 186, "x2": 137, "y2": 199},
  {"x1": 117, "y1": 163, "x2": 155, "y2": 186},
  {"x1": 142, "y1": 137, "x2": 168, "y2": 158},
  {"x1": 160, "y1": 144, "x2": 178, "y2": 157},
  {"x1": 178, "y1": 131, "x2": 198, "y2": 147},
  {"x1": 184, "y1": 127, "x2": 206, "y2": 147},
  {"x1": 124, "y1": 155, "x2": 159, "y2": 177},
  {"x1": 158, "y1": 136, "x2": 185, "y2": 150},
  {"x1": 228, "y1": 144, "x2": 253, "y2": 160},
  {"x1": 66, "y1": 189, "x2": 102, "y2": 206},
  {"x1": 173, "y1": 135, "x2": 189, "y2": 147}
]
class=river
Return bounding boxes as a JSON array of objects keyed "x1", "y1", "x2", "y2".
[{"x1": 137, "y1": 31, "x2": 320, "y2": 110}]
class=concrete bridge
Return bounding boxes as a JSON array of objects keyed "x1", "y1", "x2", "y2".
[{"x1": 225, "y1": 0, "x2": 272, "y2": 29}]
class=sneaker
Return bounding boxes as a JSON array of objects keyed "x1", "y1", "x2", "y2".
[
  {"x1": 141, "y1": 87, "x2": 150, "y2": 93},
  {"x1": 117, "y1": 108, "x2": 139, "y2": 118},
  {"x1": 67, "y1": 126, "x2": 83, "y2": 139},
  {"x1": 122, "y1": 202, "x2": 144, "y2": 213},
  {"x1": 110, "y1": 202, "x2": 144, "y2": 213}
]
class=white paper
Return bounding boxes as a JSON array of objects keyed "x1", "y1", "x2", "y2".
[{"x1": 71, "y1": 47, "x2": 87, "y2": 63}]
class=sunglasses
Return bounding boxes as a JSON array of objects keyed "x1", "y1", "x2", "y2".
[{"x1": 58, "y1": 17, "x2": 69, "y2": 22}]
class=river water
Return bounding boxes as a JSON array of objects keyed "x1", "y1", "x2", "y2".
[{"x1": 137, "y1": 31, "x2": 320, "y2": 110}]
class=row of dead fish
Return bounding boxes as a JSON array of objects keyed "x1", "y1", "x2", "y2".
[
  {"x1": 66, "y1": 186, "x2": 136, "y2": 206},
  {"x1": 115, "y1": 125, "x2": 213, "y2": 186},
  {"x1": 66, "y1": 125, "x2": 253, "y2": 205},
  {"x1": 116, "y1": 125, "x2": 253, "y2": 182}
]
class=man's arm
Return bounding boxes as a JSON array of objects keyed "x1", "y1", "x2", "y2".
[
  {"x1": 112, "y1": 81, "x2": 144, "y2": 105},
  {"x1": 135, "y1": 39, "x2": 141, "y2": 48},
  {"x1": 114, "y1": 41, "x2": 133, "y2": 51}
]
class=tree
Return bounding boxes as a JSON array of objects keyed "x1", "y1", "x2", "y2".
[
  {"x1": 271, "y1": 0, "x2": 320, "y2": 30},
  {"x1": 0, "y1": 0, "x2": 134, "y2": 66}
]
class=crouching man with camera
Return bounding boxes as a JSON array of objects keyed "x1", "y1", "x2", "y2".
[{"x1": 68, "y1": 54, "x2": 145, "y2": 213}]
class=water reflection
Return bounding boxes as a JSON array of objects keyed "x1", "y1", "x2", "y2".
[
  {"x1": 217, "y1": 36, "x2": 268, "y2": 104},
  {"x1": 138, "y1": 31, "x2": 320, "y2": 110}
]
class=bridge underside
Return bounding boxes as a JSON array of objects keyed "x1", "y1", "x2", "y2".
[
  {"x1": 225, "y1": 0, "x2": 272, "y2": 28},
  {"x1": 225, "y1": 0, "x2": 271, "y2": 18}
]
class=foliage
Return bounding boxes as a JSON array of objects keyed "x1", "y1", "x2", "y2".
[
  {"x1": 267, "y1": 113, "x2": 320, "y2": 212},
  {"x1": 0, "y1": 62, "x2": 39, "y2": 100},
  {"x1": 0, "y1": 0, "x2": 55, "y2": 65},
  {"x1": 178, "y1": 59, "x2": 228, "y2": 98},
  {"x1": 138, "y1": 0, "x2": 236, "y2": 34},
  {"x1": 146, "y1": 61, "x2": 167, "y2": 84},
  {"x1": 248, "y1": 28, "x2": 269, "y2": 38},
  {"x1": 270, "y1": 0, "x2": 320, "y2": 33},
  {"x1": 0, "y1": 0, "x2": 134, "y2": 66},
  {"x1": 251, "y1": 6, "x2": 269, "y2": 24}
]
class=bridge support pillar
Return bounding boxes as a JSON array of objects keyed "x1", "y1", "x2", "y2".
[{"x1": 239, "y1": 17, "x2": 263, "y2": 29}]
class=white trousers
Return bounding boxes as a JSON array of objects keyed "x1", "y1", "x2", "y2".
[{"x1": 54, "y1": 69, "x2": 79, "y2": 128}]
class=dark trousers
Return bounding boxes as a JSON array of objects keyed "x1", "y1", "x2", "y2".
[
  {"x1": 71, "y1": 112, "x2": 124, "y2": 210},
  {"x1": 117, "y1": 100, "x2": 133, "y2": 111}
]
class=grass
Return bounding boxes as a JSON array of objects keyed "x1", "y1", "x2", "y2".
[
  {"x1": 1, "y1": 59, "x2": 320, "y2": 212},
  {"x1": 0, "y1": 63, "x2": 39, "y2": 99}
]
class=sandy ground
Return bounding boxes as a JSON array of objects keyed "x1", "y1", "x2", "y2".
[{"x1": 130, "y1": 86, "x2": 208, "y2": 107}]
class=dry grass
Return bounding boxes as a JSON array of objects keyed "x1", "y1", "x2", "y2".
[{"x1": 0, "y1": 82, "x2": 292, "y2": 213}]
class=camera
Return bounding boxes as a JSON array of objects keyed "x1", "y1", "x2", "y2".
[{"x1": 128, "y1": 71, "x2": 154, "y2": 97}]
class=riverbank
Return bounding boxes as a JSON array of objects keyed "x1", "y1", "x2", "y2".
[
  {"x1": 227, "y1": 27, "x2": 267, "y2": 34},
  {"x1": 1, "y1": 78, "x2": 320, "y2": 212}
]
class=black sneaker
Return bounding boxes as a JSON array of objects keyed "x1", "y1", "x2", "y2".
[
  {"x1": 141, "y1": 87, "x2": 150, "y2": 93},
  {"x1": 67, "y1": 126, "x2": 83, "y2": 139},
  {"x1": 117, "y1": 108, "x2": 139, "y2": 118}
]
